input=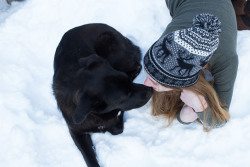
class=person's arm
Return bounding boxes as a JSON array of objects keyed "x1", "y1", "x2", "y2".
[
  {"x1": 165, "y1": 0, "x2": 169, "y2": 8},
  {"x1": 167, "y1": 0, "x2": 186, "y2": 17},
  {"x1": 211, "y1": 55, "x2": 238, "y2": 109}
]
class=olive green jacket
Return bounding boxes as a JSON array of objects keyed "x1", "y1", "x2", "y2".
[
  {"x1": 165, "y1": 0, "x2": 238, "y2": 110},
  {"x1": 165, "y1": 0, "x2": 238, "y2": 128}
]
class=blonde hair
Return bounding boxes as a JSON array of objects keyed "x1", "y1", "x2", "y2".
[{"x1": 151, "y1": 72, "x2": 230, "y2": 132}]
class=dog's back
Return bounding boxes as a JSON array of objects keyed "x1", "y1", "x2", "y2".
[{"x1": 54, "y1": 23, "x2": 142, "y2": 79}]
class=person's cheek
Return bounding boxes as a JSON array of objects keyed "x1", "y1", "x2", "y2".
[{"x1": 144, "y1": 76, "x2": 152, "y2": 87}]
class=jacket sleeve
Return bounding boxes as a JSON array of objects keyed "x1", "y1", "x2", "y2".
[
  {"x1": 211, "y1": 54, "x2": 238, "y2": 109},
  {"x1": 168, "y1": 0, "x2": 186, "y2": 17}
]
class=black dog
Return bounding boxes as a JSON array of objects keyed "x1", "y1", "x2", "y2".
[{"x1": 52, "y1": 23, "x2": 152, "y2": 167}]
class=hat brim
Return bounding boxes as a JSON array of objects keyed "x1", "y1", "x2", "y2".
[{"x1": 143, "y1": 47, "x2": 200, "y2": 88}]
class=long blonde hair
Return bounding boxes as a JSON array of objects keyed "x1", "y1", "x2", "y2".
[{"x1": 151, "y1": 72, "x2": 230, "y2": 131}]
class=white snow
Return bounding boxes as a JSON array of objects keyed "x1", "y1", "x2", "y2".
[{"x1": 0, "y1": 0, "x2": 250, "y2": 167}]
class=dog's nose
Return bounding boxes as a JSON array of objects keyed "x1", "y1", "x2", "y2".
[
  {"x1": 144, "y1": 85, "x2": 153, "y2": 97},
  {"x1": 147, "y1": 86, "x2": 153, "y2": 92}
]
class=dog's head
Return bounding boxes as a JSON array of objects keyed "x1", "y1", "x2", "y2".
[
  {"x1": 71, "y1": 54, "x2": 152, "y2": 124},
  {"x1": 95, "y1": 31, "x2": 142, "y2": 80}
]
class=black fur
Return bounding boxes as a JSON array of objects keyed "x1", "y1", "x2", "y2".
[{"x1": 52, "y1": 23, "x2": 152, "y2": 167}]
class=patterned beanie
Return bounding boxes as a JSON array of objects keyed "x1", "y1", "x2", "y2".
[{"x1": 144, "y1": 13, "x2": 221, "y2": 87}]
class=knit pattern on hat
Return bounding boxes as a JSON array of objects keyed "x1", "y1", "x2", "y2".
[{"x1": 144, "y1": 13, "x2": 221, "y2": 87}]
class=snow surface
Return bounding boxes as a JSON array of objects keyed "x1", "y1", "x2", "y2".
[{"x1": 0, "y1": 0, "x2": 250, "y2": 167}]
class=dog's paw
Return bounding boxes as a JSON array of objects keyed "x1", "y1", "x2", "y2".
[
  {"x1": 108, "y1": 111, "x2": 124, "y2": 135},
  {"x1": 108, "y1": 123, "x2": 124, "y2": 135}
]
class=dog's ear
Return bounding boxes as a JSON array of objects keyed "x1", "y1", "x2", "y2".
[
  {"x1": 94, "y1": 31, "x2": 118, "y2": 56},
  {"x1": 78, "y1": 54, "x2": 104, "y2": 70},
  {"x1": 72, "y1": 93, "x2": 107, "y2": 124},
  {"x1": 72, "y1": 95, "x2": 92, "y2": 124}
]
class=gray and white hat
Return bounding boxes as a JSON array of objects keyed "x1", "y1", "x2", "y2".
[{"x1": 144, "y1": 13, "x2": 221, "y2": 87}]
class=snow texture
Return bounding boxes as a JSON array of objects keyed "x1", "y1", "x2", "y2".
[{"x1": 0, "y1": 0, "x2": 250, "y2": 167}]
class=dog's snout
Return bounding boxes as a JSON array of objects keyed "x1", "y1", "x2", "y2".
[
  {"x1": 147, "y1": 86, "x2": 153, "y2": 92},
  {"x1": 145, "y1": 86, "x2": 153, "y2": 97}
]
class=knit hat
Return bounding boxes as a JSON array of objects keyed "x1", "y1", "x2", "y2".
[{"x1": 144, "y1": 13, "x2": 221, "y2": 87}]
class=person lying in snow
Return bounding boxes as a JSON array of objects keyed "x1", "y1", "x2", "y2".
[{"x1": 143, "y1": 0, "x2": 238, "y2": 131}]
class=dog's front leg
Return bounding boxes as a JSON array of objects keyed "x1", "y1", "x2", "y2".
[
  {"x1": 69, "y1": 129, "x2": 100, "y2": 167},
  {"x1": 108, "y1": 110, "x2": 125, "y2": 135}
]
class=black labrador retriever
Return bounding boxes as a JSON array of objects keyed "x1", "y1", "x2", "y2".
[{"x1": 52, "y1": 23, "x2": 152, "y2": 167}]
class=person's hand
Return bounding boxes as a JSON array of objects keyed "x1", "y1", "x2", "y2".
[
  {"x1": 180, "y1": 89, "x2": 208, "y2": 112},
  {"x1": 179, "y1": 104, "x2": 198, "y2": 123}
]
